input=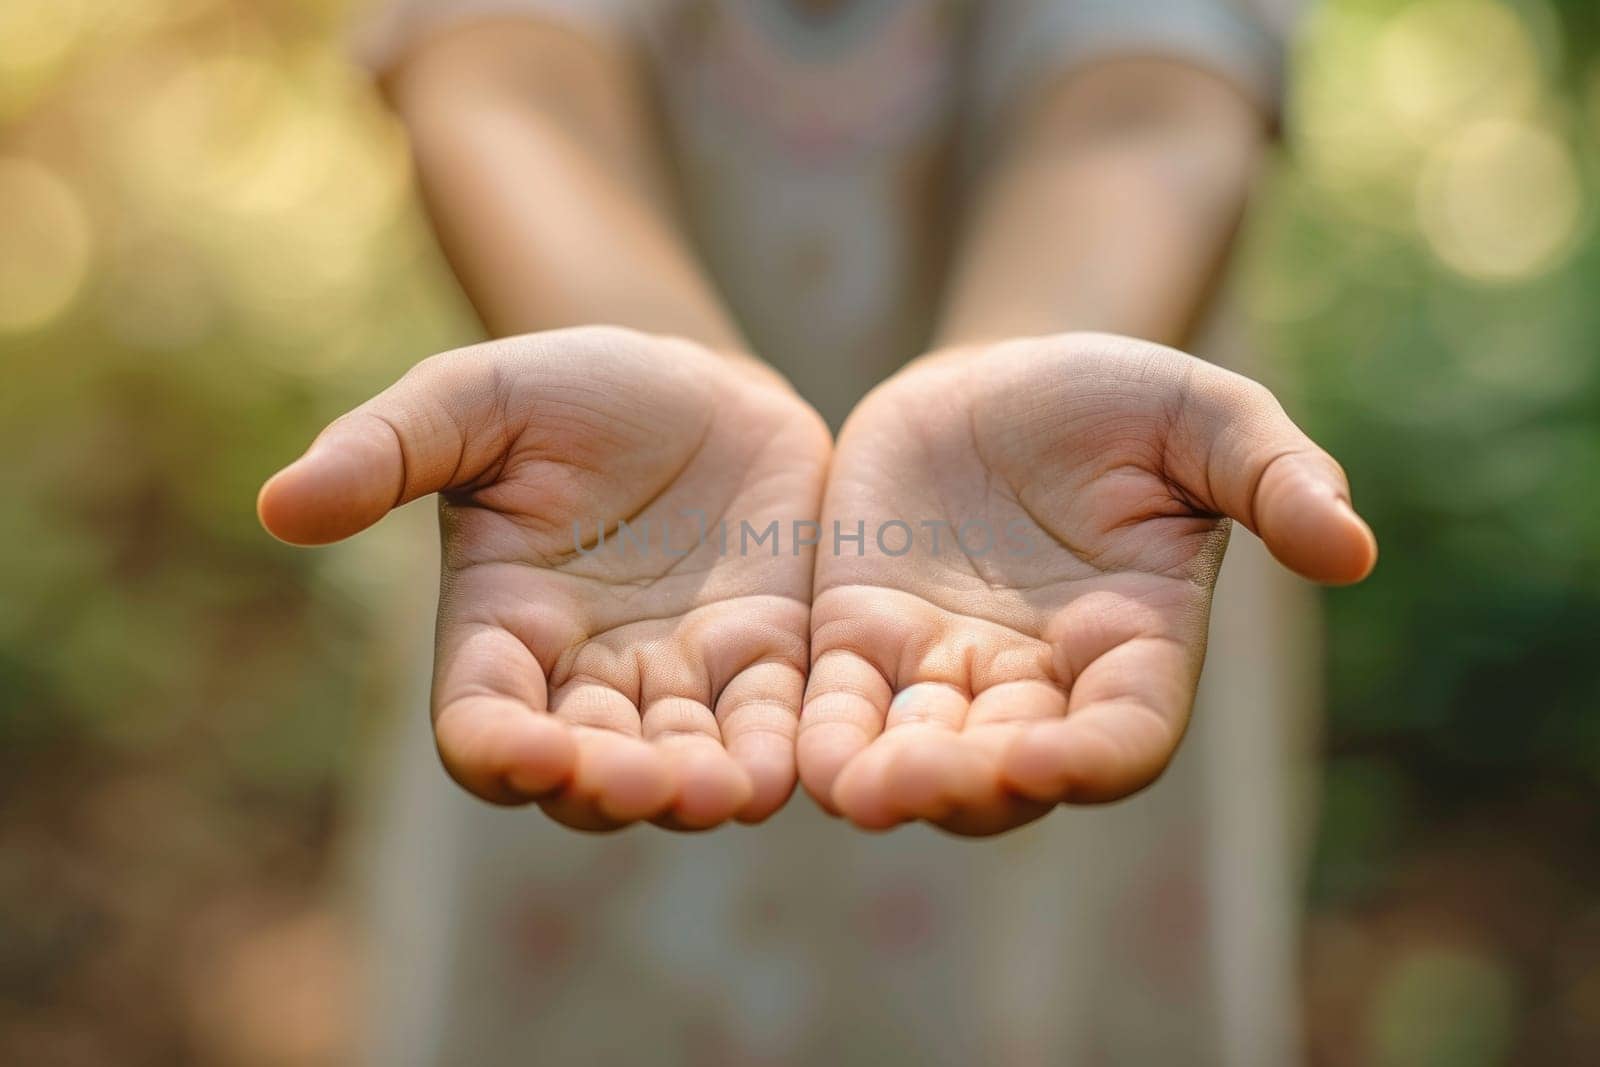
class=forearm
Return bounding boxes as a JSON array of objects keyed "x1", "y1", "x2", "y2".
[
  {"x1": 936, "y1": 58, "x2": 1269, "y2": 349},
  {"x1": 383, "y1": 19, "x2": 743, "y2": 349}
]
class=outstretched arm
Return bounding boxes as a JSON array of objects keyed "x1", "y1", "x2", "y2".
[
  {"x1": 380, "y1": 15, "x2": 742, "y2": 347},
  {"x1": 799, "y1": 57, "x2": 1373, "y2": 835},
  {"x1": 937, "y1": 56, "x2": 1269, "y2": 348},
  {"x1": 260, "y1": 21, "x2": 832, "y2": 830}
]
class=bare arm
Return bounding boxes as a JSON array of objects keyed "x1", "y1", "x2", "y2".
[
  {"x1": 381, "y1": 17, "x2": 744, "y2": 349},
  {"x1": 265, "y1": 24, "x2": 831, "y2": 831},
  {"x1": 936, "y1": 57, "x2": 1270, "y2": 348},
  {"x1": 797, "y1": 59, "x2": 1372, "y2": 835}
]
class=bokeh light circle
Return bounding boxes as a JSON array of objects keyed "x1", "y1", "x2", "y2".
[
  {"x1": 1377, "y1": 0, "x2": 1543, "y2": 142},
  {"x1": 1416, "y1": 119, "x2": 1582, "y2": 283},
  {"x1": 0, "y1": 157, "x2": 94, "y2": 332}
]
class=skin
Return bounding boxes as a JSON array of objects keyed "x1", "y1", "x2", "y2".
[
  {"x1": 289, "y1": 20, "x2": 833, "y2": 830},
  {"x1": 260, "y1": 19, "x2": 1377, "y2": 834},
  {"x1": 791, "y1": 57, "x2": 1375, "y2": 835},
  {"x1": 799, "y1": 334, "x2": 1376, "y2": 835},
  {"x1": 259, "y1": 327, "x2": 830, "y2": 830}
]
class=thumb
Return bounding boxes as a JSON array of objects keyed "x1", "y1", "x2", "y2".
[
  {"x1": 1175, "y1": 365, "x2": 1377, "y2": 586},
  {"x1": 257, "y1": 349, "x2": 511, "y2": 546}
]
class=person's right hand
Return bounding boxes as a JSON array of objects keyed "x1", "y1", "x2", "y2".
[{"x1": 258, "y1": 327, "x2": 831, "y2": 830}]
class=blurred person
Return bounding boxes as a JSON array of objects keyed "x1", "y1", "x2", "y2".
[{"x1": 258, "y1": 1, "x2": 1374, "y2": 1064}]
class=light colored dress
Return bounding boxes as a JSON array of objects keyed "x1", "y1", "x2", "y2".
[{"x1": 354, "y1": 3, "x2": 1318, "y2": 1064}]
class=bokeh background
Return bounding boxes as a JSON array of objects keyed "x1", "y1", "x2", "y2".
[{"x1": 2, "y1": 0, "x2": 1597, "y2": 1063}]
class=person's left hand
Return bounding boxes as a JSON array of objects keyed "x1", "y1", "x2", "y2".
[{"x1": 798, "y1": 333, "x2": 1376, "y2": 835}]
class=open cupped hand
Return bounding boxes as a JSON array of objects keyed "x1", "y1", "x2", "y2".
[
  {"x1": 258, "y1": 327, "x2": 831, "y2": 830},
  {"x1": 797, "y1": 333, "x2": 1376, "y2": 835}
]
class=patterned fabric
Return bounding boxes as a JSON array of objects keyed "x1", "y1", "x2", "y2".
[
  {"x1": 355, "y1": 0, "x2": 1286, "y2": 426},
  {"x1": 351, "y1": 3, "x2": 1314, "y2": 1064}
]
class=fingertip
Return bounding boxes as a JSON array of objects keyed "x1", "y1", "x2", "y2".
[
  {"x1": 1250, "y1": 448, "x2": 1378, "y2": 585},
  {"x1": 256, "y1": 460, "x2": 310, "y2": 544},
  {"x1": 256, "y1": 431, "x2": 399, "y2": 546},
  {"x1": 796, "y1": 720, "x2": 871, "y2": 815},
  {"x1": 1001, "y1": 715, "x2": 1166, "y2": 805},
  {"x1": 883, "y1": 738, "x2": 953, "y2": 819},
  {"x1": 1267, "y1": 491, "x2": 1379, "y2": 586},
  {"x1": 500, "y1": 715, "x2": 579, "y2": 797},
  {"x1": 881, "y1": 730, "x2": 995, "y2": 823},
  {"x1": 728, "y1": 733, "x2": 798, "y2": 823},
  {"x1": 830, "y1": 753, "x2": 900, "y2": 830},
  {"x1": 1000, "y1": 720, "x2": 1082, "y2": 804},
  {"x1": 435, "y1": 701, "x2": 576, "y2": 805},
  {"x1": 255, "y1": 449, "x2": 356, "y2": 546},
  {"x1": 585, "y1": 735, "x2": 675, "y2": 823},
  {"x1": 664, "y1": 744, "x2": 754, "y2": 830},
  {"x1": 1329, "y1": 501, "x2": 1379, "y2": 584}
]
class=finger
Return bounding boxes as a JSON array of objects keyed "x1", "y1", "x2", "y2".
[
  {"x1": 1001, "y1": 702, "x2": 1174, "y2": 805},
  {"x1": 796, "y1": 649, "x2": 891, "y2": 815},
  {"x1": 1175, "y1": 365, "x2": 1378, "y2": 585},
  {"x1": 542, "y1": 682, "x2": 674, "y2": 828},
  {"x1": 716, "y1": 660, "x2": 803, "y2": 823},
  {"x1": 431, "y1": 624, "x2": 577, "y2": 804},
  {"x1": 876, "y1": 680, "x2": 1060, "y2": 826},
  {"x1": 964, "y1": 679, "x2": 1069, "y2": 732},
  {"x1": 833, "y1": 682, "x2": 980, "y2": 829},
  {"x1": 550, "y1": 679, "x2": 643, "y2": 735},
  {"x1": 879, "y1": 683, "x2": 981, "y2": 821},
  {"x1": 257, "y1": 347, "x2": 511, "y2": 545},
  {"x1": 1000, "y1": 635, "x2": 1192, "y2": 804},
  {"x1": 826, "y1": 738, "x2": 900, "y2": 829},
  {"x1": 541, "y1": 727, "x2": 676, "y2": 829},
  {"x1": 902, "y1": 682, "x2": 1067, "y2": 835},
  {"x1": 655, "y1": 738, "x2": 753, "y2": 831},
  {"x1": 835, "y1": 725, "x2": 994, "y2": 830},
  {"x1": 641, "y1": 696, "x2": 753, "y2": 830},
  {"x1": 883, "y1": 680, "x2": 969, "y2": 731}
]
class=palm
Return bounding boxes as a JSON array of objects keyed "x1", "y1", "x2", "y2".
[
  {"x1": 261, "y1": 328, "x2": 830, "y2": 829},
  {"x1": 799, "y1": 335, "x2": 1376, "y2": 835}
]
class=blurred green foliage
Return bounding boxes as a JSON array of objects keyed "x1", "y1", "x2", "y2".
[
  {"x1": 1247, "y1": 9, "x2": 1600, "y2": 1056},
  {"x1": 1239, "y1": 0, "x2": 1600, "y2": 863},
  {"x1": 0, "y1": 0, "x2": 474, "y2": 790}
]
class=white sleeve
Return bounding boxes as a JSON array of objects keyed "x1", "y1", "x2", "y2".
[
  {"x1": 349, "y1": 0, "x2": 640, "y2": 75},
  {"x1": 971, "y1": 0, "x2": 1297, "y2": 132}
]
